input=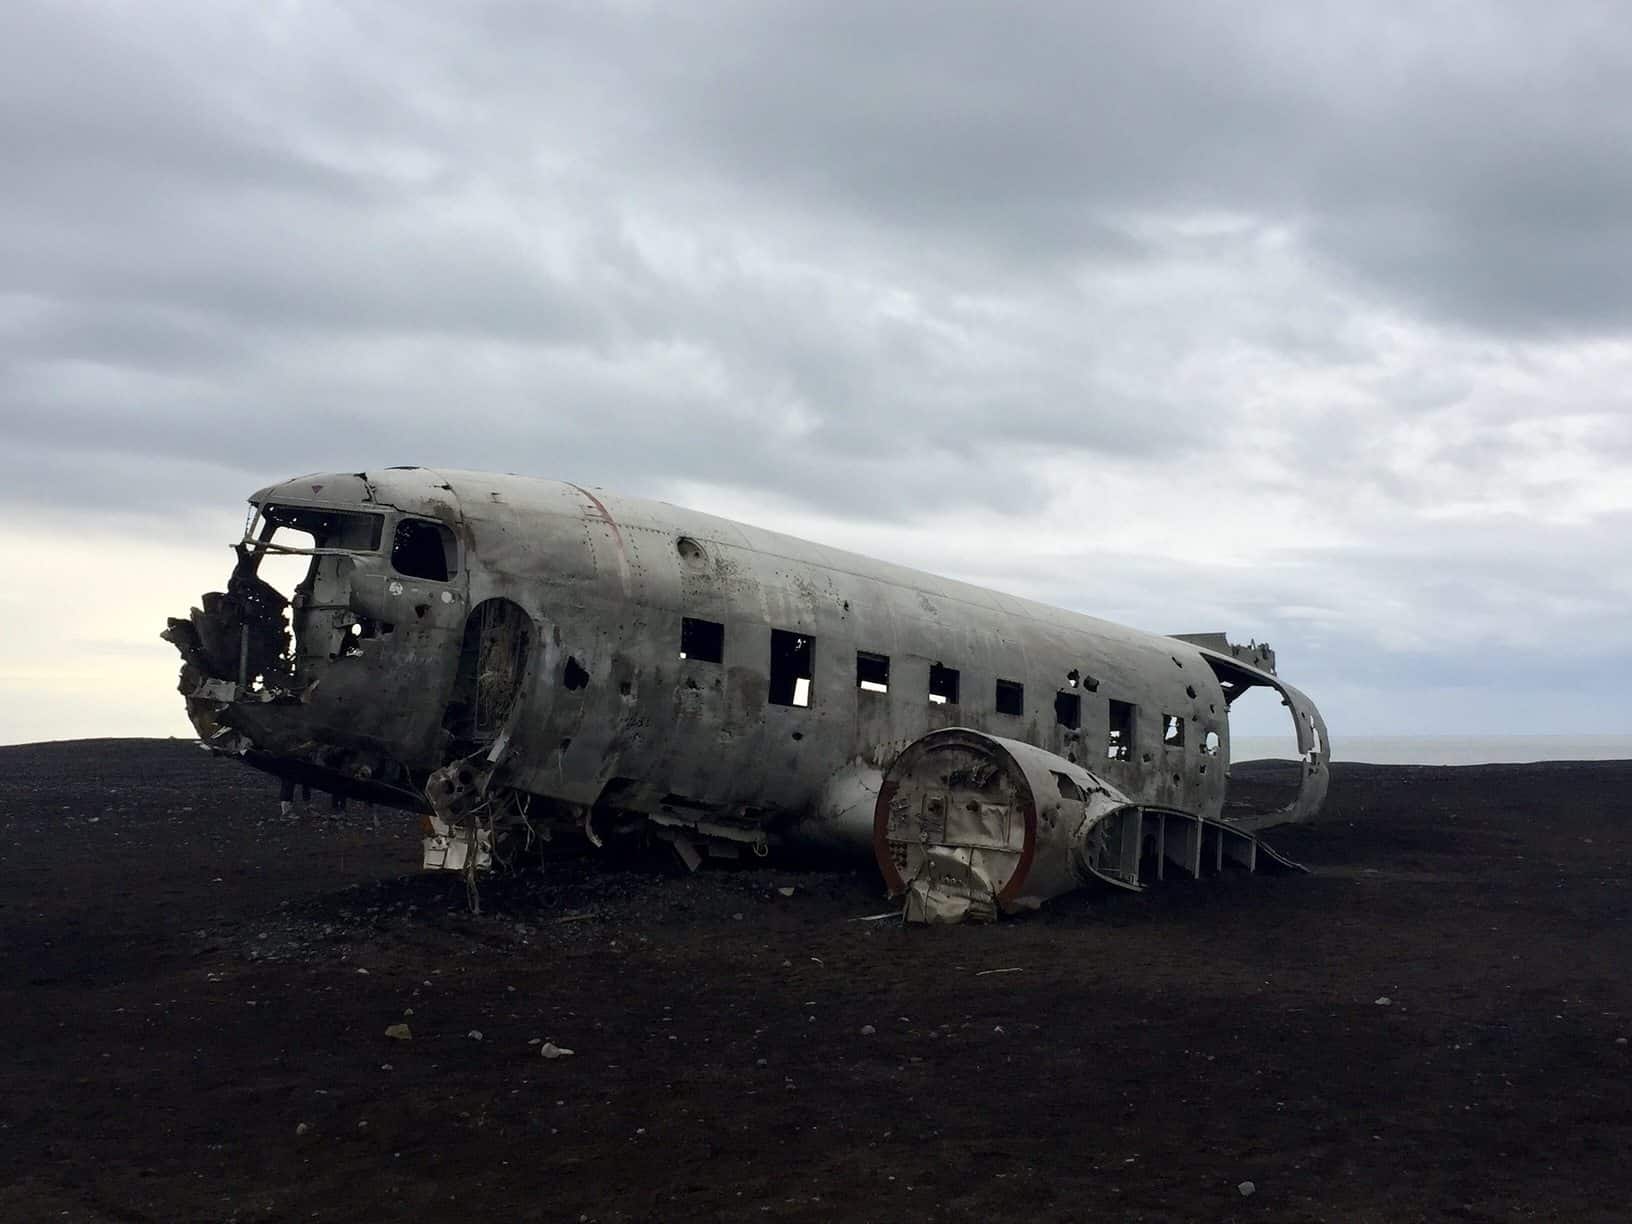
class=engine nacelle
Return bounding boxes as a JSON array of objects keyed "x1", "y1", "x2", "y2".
[{"x1": 873, "y1": 728, "x2": 1300, "y2": 923}]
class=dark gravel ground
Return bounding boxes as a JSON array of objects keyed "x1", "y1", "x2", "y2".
[{"x1": 3, "y1": 739, "x2": 1631, "y2": 1222}]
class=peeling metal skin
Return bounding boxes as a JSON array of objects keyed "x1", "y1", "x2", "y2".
[{"x1": 163, "y1": 468, "x2": 1330, "y2": 920}]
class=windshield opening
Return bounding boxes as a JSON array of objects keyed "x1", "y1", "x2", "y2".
[
  {"x1": 243, "y1": 504, "x2": 384, "y2": 602},
  {"x1": 251, "y1": 504, "x2": 384, "y2": 553},
  {"x1": 257, "y1": 526, "x2": 317, "y2": 603}
]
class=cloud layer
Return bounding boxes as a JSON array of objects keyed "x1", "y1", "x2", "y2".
[{"x1": 3, "y1": 0, "x2": 1630, "y2": 743}]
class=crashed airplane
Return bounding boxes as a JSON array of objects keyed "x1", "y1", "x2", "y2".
[{"x1": 163, "y1": 468, "x2": 1329, "y2": 922}]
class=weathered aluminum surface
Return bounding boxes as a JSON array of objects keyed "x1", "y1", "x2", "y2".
[{"x1": 163, "y1": 467, "x2": 1332, "y2": 899}]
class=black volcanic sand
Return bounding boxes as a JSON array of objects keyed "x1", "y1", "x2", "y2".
[{"x1": 3, "y1": 741, "x2": 1631, "y2": 1223}]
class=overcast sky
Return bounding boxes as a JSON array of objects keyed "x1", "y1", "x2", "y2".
[{"x1": 4, "y1": 0, "x2": 1630, "y2": 747}]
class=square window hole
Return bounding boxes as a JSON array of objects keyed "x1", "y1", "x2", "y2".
[
  {"x1": 857, "y1": 651, "x2": 890, "y2": 693},
  {"x1": 679, "y1": 617, "x2": 724, "y2": 663},
  {"x1": 769, "y1": 629, "x2": 813, "y2": 708},
  {"x1": 1107, "y1": 699, "x2": 1135, "y2": 761},
  {"x1": 1163, "y1": 713, "x2": 1185, "y2": 748}
]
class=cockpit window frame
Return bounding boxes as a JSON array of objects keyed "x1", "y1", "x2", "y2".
[{"x1": 244, "y1": 503, "x2": 385, "y2": 557}]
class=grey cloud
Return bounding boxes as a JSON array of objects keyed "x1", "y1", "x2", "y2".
[
  {"x1": 3, "y1": 0, "x2": 1631, "y2": 743},
  {"x1": 478, "y1": 0, "x2": 1632, "y2": 334}
]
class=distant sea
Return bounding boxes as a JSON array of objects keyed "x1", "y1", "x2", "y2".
[{"x1": 1232, "y1": 734, "x2": 1632, "y2": 766}]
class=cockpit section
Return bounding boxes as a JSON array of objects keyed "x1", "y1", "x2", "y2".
[
  {"x1": 245, "y1": 502, "x2": 388, "y2": 677},
  {"x1": 162, "y1": 471, "x2": 473, "y2": 808}
]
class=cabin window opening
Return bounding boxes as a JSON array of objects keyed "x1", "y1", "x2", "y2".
[
  {"x1": 1107, "y1": 699, "x2": 1135, "y2": 761},
  {"x1": 996, "y1": 678, "x2": 1024, "y2": 716},
  {"x1": 1163, "y1": 713, "x2": 1185, "y2": 748},
  {"x1": 929, "y1": 663, "x2": 960, "y2": 705},
  {"x1": 769, "y1": 629, "x2": 814, "y2": 708},
  {"x1": 857, "y1": 651, "x2": 890, "y2": 694},
  {"x1": 680, "y1": 617, "x2": 724, "y2": 663},
  {"x1": 1202, "y1": 729, "x2": 1220, "y2": 756},
  {"x1": 1054, "y1": 691, "x2": 1081, "y2": 729},
  {"x1": 392, "y1": 517, "x2": 457, "y2": 582}
]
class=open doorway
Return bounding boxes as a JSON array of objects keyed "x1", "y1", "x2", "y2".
[{"x1": 442, "y1": 598, "x2": 533, "y2": 751}]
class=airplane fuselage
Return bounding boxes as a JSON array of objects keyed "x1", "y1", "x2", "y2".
[{"x1": 164, "y1": 467, "x2": 1328, "y2": 892}]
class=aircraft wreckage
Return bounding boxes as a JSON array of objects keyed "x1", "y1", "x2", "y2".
[{"x1": 163, "y1": 468, "x2": 1329, "y2": 923}]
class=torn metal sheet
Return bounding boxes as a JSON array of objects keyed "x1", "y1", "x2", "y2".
[
  {"x1": 164, "y1": 467, "x2": 1330, "y2": 918},
  {"x1": 421, "y1": 813, "x2": 492, "y2": 872}
]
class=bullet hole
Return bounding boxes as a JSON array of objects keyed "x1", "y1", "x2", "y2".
[
  {"x1": 619, "y1": 680, "x2": 632, "y2": 696},
  {"x1": 791, "y1": 731, "x2": 804, "y2": 742},
  {"x1": 414, "y1": 604, "x2": 429, "y2": 620},
  {"x1": 685, "y1": 678, "x2": 700, "y2": 691},
  {"x1": 559, "y1": 738, "x2": 572, "y2": 752},
  {"x1": 1171, "y1": 656, "x2": 1184, "y2": 668},
  {"x1": 563, "y1": 657, "x2": 589, "y2": 690},
  {"x1": 1186, "y1": 685, "x2": 1197, "y2": 699}
]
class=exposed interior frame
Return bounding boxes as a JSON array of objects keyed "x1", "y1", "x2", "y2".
[{"x1": 1192, "y1": 647, "x2": 1331, "y2": 830}]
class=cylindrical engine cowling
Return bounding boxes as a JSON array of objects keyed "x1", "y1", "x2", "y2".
[{"x1": 873, "y1": 727, "x2": 1132, "y2": 922}]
